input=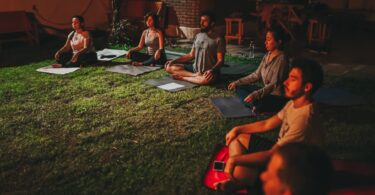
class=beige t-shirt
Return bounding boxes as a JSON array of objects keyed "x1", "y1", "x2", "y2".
[{"x1": 276, "y1": 100, "x2": 323, "y2": 146}]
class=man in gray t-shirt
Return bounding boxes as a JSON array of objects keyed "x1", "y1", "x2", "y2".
[
  {"x1": 214, "y1": 58, "x2": 325, "y2": 192},
  {"x1": 165, "y1": 12, "x2": 225, "y2": 85}
]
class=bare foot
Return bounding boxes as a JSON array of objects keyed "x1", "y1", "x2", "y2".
[
  {"x1": 172, "y1": 74, "x2": 183, "y2": 80},
  {"x1": 214, "y1": 179, "x2": 236, "y2": 192},
  {"x1": 132, "y1": 61, "x2": 143, "y2": 66},
  {"x1": 51, "y1": 64, "x2": 62, "y2": 68},
  {"x1": 194, "y1": 72, "x2": 203, "y2": 77}
]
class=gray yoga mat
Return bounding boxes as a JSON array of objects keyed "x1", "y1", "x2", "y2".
[
  {"x1": 313, "y1": 87, "x2": 365, "y2": 106},
  {"x1": 145, "y1": 76, "x2": 197, "y2": 92},
  {"x1": 106, "y1": 65, "x2": 160, "y2": 76},
  {"x1": 221, "y1": 62, "x2": 257, "y2": 75},
  {"x1": 211, "y1": 97, "x2": 256, "y2": 118}
]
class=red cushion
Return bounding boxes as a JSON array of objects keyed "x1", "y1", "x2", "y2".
[
  {"x1": 330, "y1": 160, "x2": 375, "y2": 195},
  {"x1": 203, "y1": 145, "x2": 248, "y2": 194}
]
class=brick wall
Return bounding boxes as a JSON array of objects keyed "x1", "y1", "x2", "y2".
[{"x1": 163, "y1": 0, "x2": 201, "y2": 28}]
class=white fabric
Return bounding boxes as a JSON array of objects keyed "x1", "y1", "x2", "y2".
[
  {"x1": 96, "y1": 49, "x2": 128, "y2": 61},
  {"x1": 276, "y1": 101, "x2": 323, "y2": 146},
  {"x1": 37, "y1": 66, "x2": 79, "y2": 75},
  {"x1": 157, "y1": 83, "x2": 185, "y2": 90}
]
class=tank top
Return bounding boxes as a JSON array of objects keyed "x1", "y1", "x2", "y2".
[
  {"x1": 144, "y1": 29, "x2": 160, "y2": 55},
  {"x1": 69, "y1": 31, "x2": 95, "y2": 54}
]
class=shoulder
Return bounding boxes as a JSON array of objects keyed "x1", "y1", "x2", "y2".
[
  {"x1": 283, "y1": 100, "x2": 294, "y2": 110},
  {"x1": 214, "y1": 32, "x2": 223, "y2": 40},
  {"x1": 294, "y1": 102, "x2": 316, "y2": 120},
  {"x1": 273, "y1": 52, "x2": 288, "y2": 67},
  {"x1": 193, "y1": 33, "x2": 204, "y2": 42},
  {"x1": 277, "y1": 52, "x2": 287, "y2": 61},
  {"x1": 68, "y1": 31, "x2": 75, "y2": 39},
  {"x1": 262, "y1": 52, "x2": 270, "y2": 59},
  {"x1": 195, "y1": 32, "x2": 204, "y2": 38},
  {"x1": 81, "y1": 31, "x2": 91, "y2": 38},
  {"x1": 156, "y1": 29, "x2": 164, "y2": 36}
]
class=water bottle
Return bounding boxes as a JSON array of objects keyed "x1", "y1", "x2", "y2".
[{"x1": 249, "y1": 41, "x2": 255, "y2": 59}]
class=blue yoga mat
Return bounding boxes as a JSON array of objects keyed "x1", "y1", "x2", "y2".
[
  {"x1": 211, "y1": 97, "x2": 256, "y2": 118},
  {"x1": 313, "y1": 88, "x2": 365, "y2": 106}
]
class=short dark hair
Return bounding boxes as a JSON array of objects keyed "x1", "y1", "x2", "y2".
[
  {"x1": 72, "y1": 15, "x2": 85, "y2": 23},
  {"x1": 144, "y1": 12, "x2": 160, "y2": 29},
  {"x1": 200, "y1": 11, "x2": 216, "y2": 25},
  {"x1": 266, "y1": 27, "x2": 286, "y2": 50},
  {"x1": 276, "y1": 143, "x2": 332, "y2": 195},
  {"x1": 290, "y1": 58, "x2": 324, "y2": 95}
]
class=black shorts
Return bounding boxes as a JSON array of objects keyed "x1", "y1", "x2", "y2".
[
  {"x1": 183, "y1": 64, "x2": 221, "y2": 81},
  {"x1": 183, "y1": 64, "x2": 194, "y2": 72},
  {"x1": 247, "y1": 134, "x2": 275, "y2": 195},
  {"x1": 247, "y1": 134, "x2": 275, "y2": 154}
]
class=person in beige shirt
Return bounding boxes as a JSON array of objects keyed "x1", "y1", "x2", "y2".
[{"x1": 215, "y1": 58, "x2": 324, "y2": 192}]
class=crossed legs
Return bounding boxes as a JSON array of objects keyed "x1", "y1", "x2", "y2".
[
  {"x1": 165, "y1": 64, "x2": 215, "y2": 85},
  {"x1": 216, "y1": 134, "x2": 259, "y2": 192}
]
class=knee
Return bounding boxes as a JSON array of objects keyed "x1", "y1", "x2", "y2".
[
  {"x1": 200, "y1": 77, "x2": 213, "y2": 85},
  {"x1": 237, "y1": 134, "x2": 251, "y2": 147},
  {"x1": 165, "y1": 65, "x2": 172, "y2": 73}
]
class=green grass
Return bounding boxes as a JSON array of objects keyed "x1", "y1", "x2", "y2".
[{"x1": 0, "y1": 55, "x2": 375, "y2": 194}]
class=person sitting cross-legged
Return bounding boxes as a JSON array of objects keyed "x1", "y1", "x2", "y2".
[
  {"x1": 165, "y1": 12, "x2": 225, "y2": 85},
  {"x1": 215, "y1": 58, "x2": 325, "y2": 192},
  {"x1": 126, "y1": 12, "x2": 167, "y2": 66},
  {"x1": 53, "y1": 15, "x2": 97, "y2": 68},
  {"x1": 228, "y1": 28, "x2": 289, "y2": 113}
]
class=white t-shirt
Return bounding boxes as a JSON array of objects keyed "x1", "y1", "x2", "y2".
[{"x1": 276, "y1": 100, "x2": 324, "y2": 146}]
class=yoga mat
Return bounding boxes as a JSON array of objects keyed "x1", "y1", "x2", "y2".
[
  {"x1": 221, "y1": 62, "x2": 257, "y2": 75},
  {"x1": 145, "y1": 76, "x2": 197, "y2": 92},
  {"x1": 313, "y1": 87, "x2": 365, "y2": 106},
  {"x1": 165, "y1": 50, "x2": 185, "y2": 60},
  {"x1": 96, "y1": 48, "x2": 127, "y2": 61},
  {"x1": 211, "y1": 97, "x2": 256, "y2": 118},
  {"x1": 106, "y1": 65, "x2": 160, "y2": 76},
  {"x1": 36, "y1": 66, "x2": 79, "y2": 75}
]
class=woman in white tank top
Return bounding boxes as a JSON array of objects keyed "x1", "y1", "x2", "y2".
[
  {"x1": 126, "y1": 12, "x2": 167, "y2": 67},
  {"x1": 53, "y1": 15, "x2": 97, "y2": 68}
]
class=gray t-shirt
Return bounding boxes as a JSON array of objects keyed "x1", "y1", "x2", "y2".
[
  {"x1": 192, "y1": 32, "x2": 225, "y2": 73},
  {"x1": 276, "y1": 101, "x2": 324, "y2": 146},
  {"x1": 234, "y1": 52, "x2": 288, "y2": 99}
]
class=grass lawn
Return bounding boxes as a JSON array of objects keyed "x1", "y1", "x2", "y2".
[{"x1": 1, "y1": 52, "x2": 374, "y2": 194}]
